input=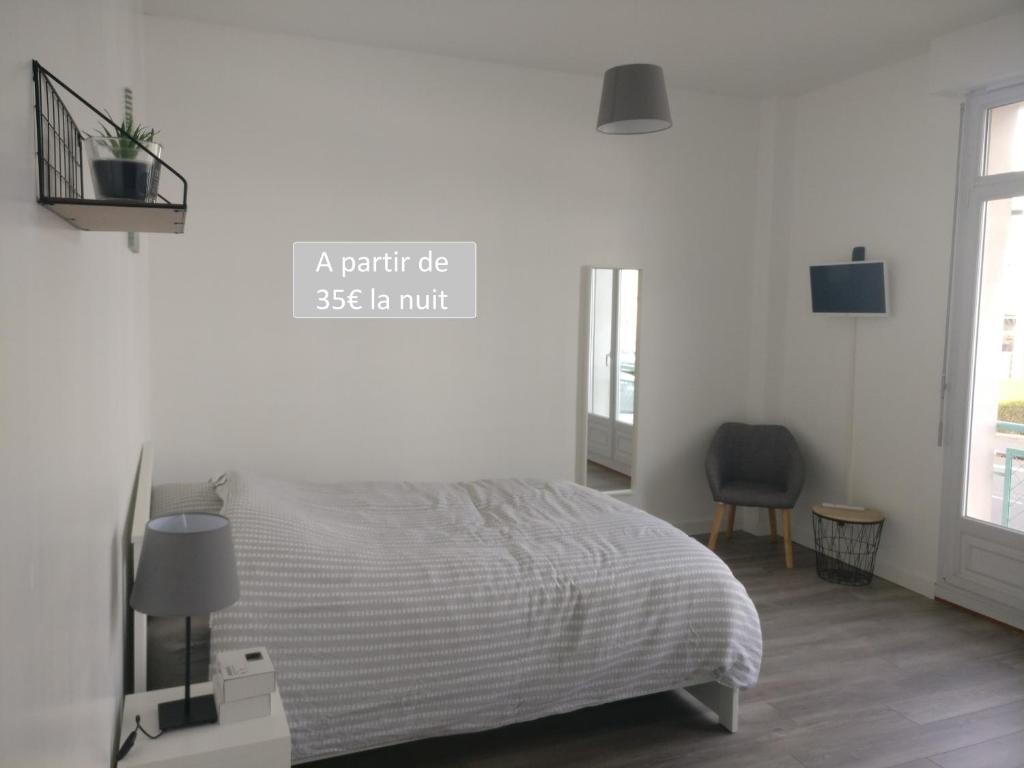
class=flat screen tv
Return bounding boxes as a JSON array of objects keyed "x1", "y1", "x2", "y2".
[{"x1": 809, "y1": 261, "x2": 889, "y2": 316}]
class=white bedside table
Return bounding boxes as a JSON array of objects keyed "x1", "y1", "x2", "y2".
[{"x1": 118, "y1": 682, "x2": 290, "y2": 768}]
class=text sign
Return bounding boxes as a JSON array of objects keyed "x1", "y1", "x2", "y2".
[{"x1": 293, "y1": 242, "x2": 477, "y2": 319}]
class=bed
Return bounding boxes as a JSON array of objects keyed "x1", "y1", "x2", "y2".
[{"x1": 128, "y1": 445, "x2": 762, "y2": 763}]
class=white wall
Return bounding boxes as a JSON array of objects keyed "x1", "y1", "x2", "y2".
[
  {"x1": 0, "y1": 1, "x2": 149, "y2": 766},
  {"x1": 143, "y1": 17, "x2": 760, "y2": 531},
  {"x1": 750, "y1": 55, "x2": 962, "y2": 595},
  {"x1": 929, "y1": 8, "x2": 1024, "y2": 94}
]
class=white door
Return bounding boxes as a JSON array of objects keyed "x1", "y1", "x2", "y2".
[
  {"x1": 937, "y1": 85, "x2": 1024, "y2": 629},
  {"x1": 586, "y1": 268, "x2": 639, "y2": 477}
]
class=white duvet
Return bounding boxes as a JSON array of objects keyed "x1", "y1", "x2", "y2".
[{"x1": 212, "y1": 474, "x2": 762, "y2": 762}]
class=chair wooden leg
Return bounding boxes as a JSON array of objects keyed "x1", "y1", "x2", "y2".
[
  {"x1": 768, "y1": 508, "x2": 778, "y2": 542},
  {"x1": 782, "y1": 508, "x2": 793, "y2": 569},
  {"x1": 708, "y1": 502, "x2": 726, "y2": 552},
  {"x1": 726, "y1": 505, "x2": 736, "y2": 539}
]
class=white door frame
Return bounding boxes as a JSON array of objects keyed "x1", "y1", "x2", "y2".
[{"x1": 936, "y1": 81, "x2": 1024, "y2": 629}]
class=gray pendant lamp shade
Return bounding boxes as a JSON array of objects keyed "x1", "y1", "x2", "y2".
[
  {"x1": 597, "y1": 63, "x2": 672, "y2": 134},
  {"x1": 131, "y1": 513, "x2": 239, "y2": 617}
]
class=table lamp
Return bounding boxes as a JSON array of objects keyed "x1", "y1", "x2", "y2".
[{"x1": 131, "y1": 513, "x2": 239, "y2": 730}]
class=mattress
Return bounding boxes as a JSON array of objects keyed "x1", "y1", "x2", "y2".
[{"x1": 211, "y1": 473, "x2": 762, "y2": 762}]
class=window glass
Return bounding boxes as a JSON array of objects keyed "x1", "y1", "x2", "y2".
[
  {"x1": 588, "y1": 269, "x2": 613, "y2": 418},
  {"x1": 616, "y1": 270, "x2": 639, "y2": 424},
  {"x1": 965, "y1": 196, "x2": 1024, "y2": 532},
  {"x1": 985, "y1": 100, "x2": 1024, "y2": 175}
]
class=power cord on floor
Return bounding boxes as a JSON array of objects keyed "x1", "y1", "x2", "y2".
[{"x1": 116, "y1": 715, "x2": 162, "y2": 761}]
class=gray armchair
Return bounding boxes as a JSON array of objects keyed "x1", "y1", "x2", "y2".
[{"x1": 705, "y1": 422, "x2": 804, "y2": 568}]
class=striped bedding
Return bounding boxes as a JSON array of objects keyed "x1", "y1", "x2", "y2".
[{"x1": 211, "y1": 473, "x2": 762, "y2": 762}]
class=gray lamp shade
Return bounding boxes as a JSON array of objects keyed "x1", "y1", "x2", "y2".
[
  {"x1": 597, "y1": 63, "x2": 672, "y2": 134},
  {"x1": 131, "y1": 513, "x2": 239, "y2": 617}
]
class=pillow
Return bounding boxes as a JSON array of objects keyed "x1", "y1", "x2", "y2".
[{"x1": 151, "y1": 481, "x2": 223, "y2": 518}]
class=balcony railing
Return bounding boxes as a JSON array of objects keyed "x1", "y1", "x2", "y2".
[{"x1": 997, "y1": 421, "x2": 1024, "y2": 528}]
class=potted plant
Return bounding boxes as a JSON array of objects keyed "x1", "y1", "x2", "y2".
[{"x1": 85, "y1": 114, "x2": 161, "y2": 202}]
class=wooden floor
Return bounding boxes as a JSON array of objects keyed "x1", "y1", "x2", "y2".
[
  {"x1": 585, "y1": 461, "x2": 631, "y2": 492},
  {"x1": 311, "y1": 532, "x2": 1024, "y2": 768}
]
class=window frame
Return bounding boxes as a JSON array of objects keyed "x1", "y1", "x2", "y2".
[{"x1": 936, "y1": 80, "x2": 1024, "y2": 620}]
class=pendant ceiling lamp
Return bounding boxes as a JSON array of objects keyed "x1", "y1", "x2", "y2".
[{"x1": 596, "y1": 63, "x2": 672, "y2": 135}]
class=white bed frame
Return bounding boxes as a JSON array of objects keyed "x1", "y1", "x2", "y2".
[
  {"x1": 685, "y1": 680, "x2": 739, "y2": 733},
  {"x1": 129, "y1": 442, "x2": 155, "y2": 693},
  {"x1": 126, "y1": 442, "x2": 740, "y2": 733}
]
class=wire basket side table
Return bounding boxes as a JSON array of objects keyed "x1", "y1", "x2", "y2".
[{"x1": 811, "y1": 505, "x2": 885, "y2": 586}]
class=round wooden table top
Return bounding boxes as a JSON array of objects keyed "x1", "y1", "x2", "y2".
[{"x1": 812, "y1": 504, "x2": 885, "y2": 524}]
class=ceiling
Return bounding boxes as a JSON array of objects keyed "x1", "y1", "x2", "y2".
[{"x1": 142, "y1": 0, "x2": 1024, "y2": 96}]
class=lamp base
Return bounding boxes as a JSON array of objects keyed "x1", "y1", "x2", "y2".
[{"x1": 158, "y1": 693, "x2": 218, "y2": 730}]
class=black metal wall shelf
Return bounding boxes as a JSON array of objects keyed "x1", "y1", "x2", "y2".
[{"x1": 32, "y1": 60, "x2": 187, "y2": 234}]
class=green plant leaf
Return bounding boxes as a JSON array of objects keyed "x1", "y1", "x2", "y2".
[{"x1": 87, "y1": 110, "x2": 160, "y2": 159}]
